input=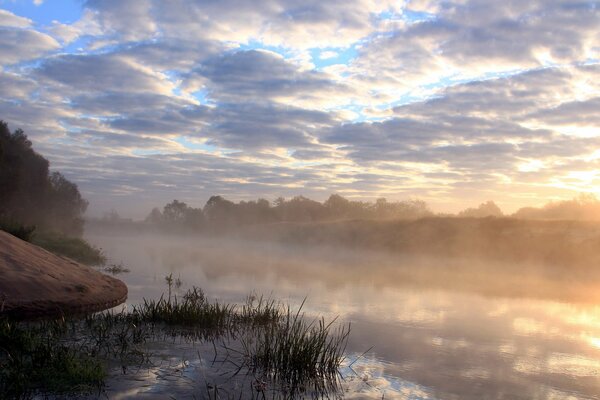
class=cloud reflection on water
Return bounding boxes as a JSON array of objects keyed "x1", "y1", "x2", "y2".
[{"x1": 90, "y1": 233, "x2": 600, "y2": 399}]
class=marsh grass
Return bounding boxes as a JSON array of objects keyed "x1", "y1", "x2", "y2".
[
  {"x1": 0, "y1": 284, "x2": 350, "y2": 398},
  {"x1": 241, "y1": 300, "x2": 350, "y2": 391},
  {"x1": 103, "y1": 262, "x2": 130, "y2": 275},
  {"x1": 133, "y1": 287, "x2": 236, "y2": 330},
  {"x1": 0, "y1": 318, "x2": 105, "y2": 399}
]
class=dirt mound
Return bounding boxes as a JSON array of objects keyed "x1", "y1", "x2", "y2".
[{"x1": 0, "y1": 230, "x2": 127, "y2": 319}]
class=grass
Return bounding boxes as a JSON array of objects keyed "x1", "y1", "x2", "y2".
[
  {"x1": 241, "y1": 300, "x2": 350, "y2": 390},
  {"x1": 31, "y1": 231, "x2": 106, "y2": 266},
  {"x1": 103, "y1": 262, "x2": 130, "y2": 275},
  {"x1": 0, "y1": 283, "x2": 351, "y2": 398},
  {"x1": 0, "y1": 318, "x2": 105, "y2": 399},
  {"x1": 133, "y1": 287, "x2": 236, "y2": 329}
]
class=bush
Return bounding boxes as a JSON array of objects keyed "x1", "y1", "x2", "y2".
[
  {"x1": 0, "y1": 218, "x2": 36, "y2": 242},
  {"x1": 31, "y1": 231, "x2": 106, "y2": 266}
]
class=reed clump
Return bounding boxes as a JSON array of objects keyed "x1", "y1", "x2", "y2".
[
  {"x1": 242, "y1": 301, "x2": 350, "y2": 387},
  {"x1": 0, "y1": 284, "x2": 351, "y2": 398}
]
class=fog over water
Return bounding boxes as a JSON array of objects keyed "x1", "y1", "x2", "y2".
[{"x1": 87, "y1": 231, "x2": 600, "y2": 399}]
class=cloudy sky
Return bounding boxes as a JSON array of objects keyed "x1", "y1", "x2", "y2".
[{"x1": 0, "y1": 0, "x2": 598, "y2": 217}]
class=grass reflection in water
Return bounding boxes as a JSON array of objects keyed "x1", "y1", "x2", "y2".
[{"x1": 0, "y1": 281, "x2": 350, "y2": 399}]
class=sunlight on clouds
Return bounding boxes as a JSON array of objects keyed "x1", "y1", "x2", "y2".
[
  {"x1": 587, "y1": 336, "x2": 600, "y2": 349},
  {"x1": 0, "y1": 9, "x2": 32, "y2": 27},
  {"x1": 518, "y1": 159, "x2": 545, "y2": 173},
  {"x1": 0, "y1": 1, "x2": 598, "y2": 215}
]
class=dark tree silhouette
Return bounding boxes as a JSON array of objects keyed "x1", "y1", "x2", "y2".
[{"x1": 0, "y1": 121, "x2": 87, "y2": 236}]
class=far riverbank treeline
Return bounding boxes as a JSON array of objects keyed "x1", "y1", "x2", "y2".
[
  {"x1": 93, "y1": 192, "x2": 600, "y2": 234},
  {"x1": 142, "y1": 195, "x2": 435, "y2": 232}
]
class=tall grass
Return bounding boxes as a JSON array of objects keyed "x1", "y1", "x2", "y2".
[
  {"x1": 0, "y1": 318, "x2": 105, "y2": 398},
  {"x1": 0, "y1": 285, "x2": 351, "y2": 398},
  {"x1": 132, "y1": 287, "x2": 235, "y2": 329},
  {"x1": 242, "y1": 300, "x2": 350, "y2": 388}
]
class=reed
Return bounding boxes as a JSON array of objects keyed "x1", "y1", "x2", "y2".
[
  {"x1": 0, "y1": 284, "x2": 351, "y2": 398},
  {"x1": 242, "y1": 300, "x2": 350, "y2": 389}
]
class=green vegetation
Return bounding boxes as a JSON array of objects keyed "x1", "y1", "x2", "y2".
[
  {"x1": 0, "y1": 319, "x2": 105, "y2": 398},
  {"x1": 102, "y1": 262, "x2": 130, "y2": 275},
  {"x1": 0, "y1": 218, "x2": 36, "y2": 242},
  {"x1": 137, "y1": 195, "x2": 433, "y2": 233},
  {"x1": 133, "y1": 287, "x2": 236, "y2": 328},
  {"x1": 31, "y1": 231, "x2": 106, "y2": 266},
  {"x1": 243, "y1": 301, "x2": 350, "y2": 388},
  {"x1": 0, "y1": 121, "x2": 87, "y2": 237},
  {"x1": 0, "y1": 285, "x2": 350, "y2": 399}
]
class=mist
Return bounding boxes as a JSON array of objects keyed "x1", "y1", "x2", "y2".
[
  {"x1": 2, "y1": 0, "x2": 599, "y2": 396},
  {"x1": 85, "y1": 228, "x2": 600, "y2": 399}
]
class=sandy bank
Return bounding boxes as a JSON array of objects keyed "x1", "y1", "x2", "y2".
[{"x1": 0, "y1": 230, "x2": 127, "y2": 319}]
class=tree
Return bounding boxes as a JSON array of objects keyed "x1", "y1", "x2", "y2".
[
  {"x1": 145, "y1": 207, "x2": 163, "y2": 225},
  {"x1": 0, "y1": 121, "x2": 88, "y2": 236},
  {"x1": 46, "y1": 172, "x2": 88, "y2": 235},
  {"x1": 459, "y1": 201, "x2": 503, "y2": 218}
]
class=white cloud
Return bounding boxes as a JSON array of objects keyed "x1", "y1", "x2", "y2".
[
  {"x1": 0, "y1": 27, "x2": 60, "y2": 66},
  {"x1": 0, "y1": 9, "x2": 32, "y2": 27},
  {"x1": 319, "y1": 51, "x2": 339, "y2": 60},
  {"x1": 0, "y1": 0, "x2": 599, "y2": 214}
]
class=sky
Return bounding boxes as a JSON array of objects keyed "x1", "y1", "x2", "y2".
[{"x1": 0, "y1": 0, "x2": 598, "y2": 218}]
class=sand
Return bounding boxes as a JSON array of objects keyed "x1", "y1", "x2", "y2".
[{"x1": 0, "y1": 230, "x2": 127, "y2": 319}]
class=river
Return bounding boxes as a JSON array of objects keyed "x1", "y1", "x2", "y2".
[{"x1": 87, "y1": 232, "x2": 600, "y2": 399}]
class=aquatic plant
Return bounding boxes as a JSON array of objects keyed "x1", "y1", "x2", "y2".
[
  {"x1": 102, "y1": 262, "x2": 130, "y2": 275},
  {"x1": 242, "y1": 300, "x2": 350, "y2": 388},
  {"x1": 0, "y1": 286, "x2": 350, "y2": 399},
  {"x1": 0, "y1": 318, "x2": 105, "y2": 399}
]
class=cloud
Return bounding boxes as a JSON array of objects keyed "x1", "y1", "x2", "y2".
[
  {"x1": 319, "y1": 51, "x2": 338, "y2": 60},
  {"x1": 48, "y1": 22, "x2": 81, "y2": 44},
  {"x1": 348, "y1": 0, "x2": 599, "y2": 99},
  {"x1": 84, "y1": 0, "x2": 157, "y2": 41},
  {"x1": 318, "y1": 64, "x2": 600, "y2": 207},
  {"x1": 0, "y1": 0, "x2": 599, "y2": 215},
  {"x1": 207, "y1": 102, "x2": 334, "y2": 149},
  {"x1": 35, "y1": 53, "x2": 175, "y2": 95},
  {"x1": 0, "y1": 27, "x2": 59, "y2": 66},
  {"x1": 0, "y1": 9, "x2": 32, "y2": 27},
  {"x1": 84, "y1": 0, "x2": 401, "y2": 48},
  {"x1": 191, "y1": 49, "x2": 350, "y2": 106},
  {"x1": 0, "y1": 71, "x2": 37, "y2": 100}
]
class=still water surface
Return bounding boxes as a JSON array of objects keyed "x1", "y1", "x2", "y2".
[{"x1": 88, "y1": 232, "x2": 600, "y2": 399}]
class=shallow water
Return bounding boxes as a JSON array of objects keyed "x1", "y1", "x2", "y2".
[{"x1": 87, "y1": 232, "x2": 600, "y2": 399}]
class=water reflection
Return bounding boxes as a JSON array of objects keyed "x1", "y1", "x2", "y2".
[{"x1": 89, "y1": 233, "x2": 600, "y2": 399}]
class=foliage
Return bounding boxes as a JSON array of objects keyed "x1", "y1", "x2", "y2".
[
  {"x1": 513, "y1": 194, "x2": 600, "y2": 220},
  {"x1": 0, "y1": 285, "x2": 350, "y2": 399},
  {"x1": 0, "y1": 318, "x2": 105, "y2": 398},
  {"x1": 143, "y1": 193, "x2": 434, "y2": 232},
  {"x1": 458, "y1": 200, "x2": 504, "y2": 218},
  {"x1": 0, "y1": 218, "x2": 36, "y2": 242},
  {"x1": 0, "y1": 121, "x2": 87, "y2": 236},
  {"x1": 31, "y1": 231, "x2": 106, "y2": 266}
]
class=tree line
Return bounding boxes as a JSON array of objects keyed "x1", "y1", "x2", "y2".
[
  {"x1": 142, "y1": 195, "x2": 434, "y2": 232},
  {"x1": 0, "y1": 121, "x2": 87, "y2": 236},
  {"x1": 137, "y1": 193, "x2": 600, "y2": 233}
]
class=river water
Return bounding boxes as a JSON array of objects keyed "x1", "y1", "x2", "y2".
[{"x1": 87, "y1": 232, "x2": 600, "y2": 399}]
